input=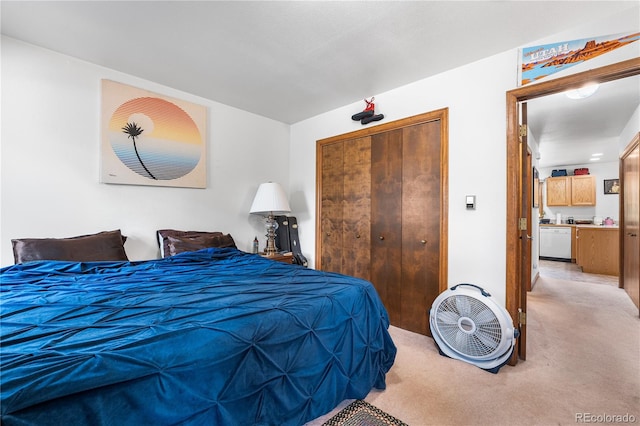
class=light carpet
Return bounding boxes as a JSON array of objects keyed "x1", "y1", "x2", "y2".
[{"x1": 307, "y1": 263, "x2": 639, "y2": 425}]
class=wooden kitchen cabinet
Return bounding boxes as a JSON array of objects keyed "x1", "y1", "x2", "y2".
[
  {"x1": 576, "y1": 227, "x2": 619, "y2": 276},
  {"x1": 546, "y1": 176, "x2": 572, "y2": 206},
  {"x1": 546, "y1": 175, "x2": 595, "y2": 206},
  {"x1": 571, "y1": 175, "x2": 596, "y2": 206}
]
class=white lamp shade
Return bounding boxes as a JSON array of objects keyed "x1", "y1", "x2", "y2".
[{"x1": 249, "y1": 182, "x2": 291, "y2": 215}]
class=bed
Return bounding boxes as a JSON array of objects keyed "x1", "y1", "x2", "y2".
[{"x1": 0, "y1": 236, "x2": 396, "y2": 425}]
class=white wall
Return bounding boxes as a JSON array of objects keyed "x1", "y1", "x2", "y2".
[
  {"x1": 1, "y1": 7, "x2": 637, "y2": 307},
  {"x1": 1, "y1": 37, "x2": 290, "y2": 265},
  {"x1": 289, "y1": 8, "x2": 639, "y2": 305},
  {"x1": 620, "y1": 104, "x2": 640, "y2": 152},
  {"x1": 291, "y1": 51, "x2": 515, "y2": 304}
]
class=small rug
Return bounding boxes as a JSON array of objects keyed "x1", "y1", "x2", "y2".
[{"x1": 322, "y1": 400, "x2": 408, "y2": 426}]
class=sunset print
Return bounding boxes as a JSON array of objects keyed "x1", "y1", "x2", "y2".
[{"x1": 101, "y1": 80, "x2": 206, "y2": 188}]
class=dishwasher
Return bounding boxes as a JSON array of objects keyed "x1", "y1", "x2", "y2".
[{"x1": 539, "y1": 226, "x2": 572, "y2": 261}]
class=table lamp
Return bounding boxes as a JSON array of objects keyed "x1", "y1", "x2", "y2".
[{"x1": 249, "y1": 182, "x2": 291, "y2": 256}]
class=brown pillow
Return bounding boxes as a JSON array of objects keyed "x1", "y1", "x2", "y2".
[
  {"x1": 166, "y1": 234, "x2": 237, "y2": 257},
  {"x1": 12, "y1": 230, "x2": 128, "y2": 264},
  {"x1": 157, "y1": 229, "x2": 235, "y2": 257}
]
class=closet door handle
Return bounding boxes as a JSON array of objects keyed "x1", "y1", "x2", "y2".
[
  {"x1": 356, "y1": 234, "x2": 361, "y2": 239},
  {"x1": 379, "y1": 236, "x2": 385, "y2": 241},
  {"x1": 420, "y1": 239, "x2": 427, "y2": 244}
]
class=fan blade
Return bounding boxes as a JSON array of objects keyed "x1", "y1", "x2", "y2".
[
  {"x1": 455, "y1": 329, "x2": 468, "y2": 350},
  {"x1": 474, "y1": 307, "x2": 497, "y2": 325},
  {"x1": 455, "y1": 296, "x2": 471, "y2": 316},
  {"x1": 437, "y1": 311, "x2": 460, "y2": 325},
  {"x1": 475, "y1": 329, "x2": 500, "y2": 350}
]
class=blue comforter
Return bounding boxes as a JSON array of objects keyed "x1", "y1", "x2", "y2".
[{"x1": 0, "y1": 248, "x2": 396, "y2": 426}]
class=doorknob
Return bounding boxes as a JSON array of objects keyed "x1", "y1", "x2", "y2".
[
  {"x1": 420, "y1": 239, "x2": 427, "y2": 244},
  {"x1": 379, "y1": 236, "x2": 385, "y2": 240},
  {"x1": 526, "y1": 235, "x2": 533, "y2": 240}
]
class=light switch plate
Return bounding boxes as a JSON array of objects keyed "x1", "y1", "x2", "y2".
[{"x1": 466, "y1": 195, "x2": 476, "y2": 210}]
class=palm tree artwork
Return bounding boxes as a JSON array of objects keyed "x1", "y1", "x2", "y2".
[{"x1": 122, "y1": 121, "x2": 156, "y2": 180}]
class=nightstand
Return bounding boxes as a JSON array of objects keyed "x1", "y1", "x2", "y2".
[{"x1": 260, "y1": 252, "x2": 294, "y2": 264}]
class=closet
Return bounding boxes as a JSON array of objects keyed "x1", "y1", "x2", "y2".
[{"x1": 316, "y1": 109, "x2": 448, "y2": 336}]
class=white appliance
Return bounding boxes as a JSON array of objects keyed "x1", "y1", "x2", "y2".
[{"x1": 540, "y1": 226, "x2": 572, "y2": 260}]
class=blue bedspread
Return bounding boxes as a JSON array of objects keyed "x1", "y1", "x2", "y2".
[{"x1": 0, "y1": 248, "x2": 396, "y2": 426}]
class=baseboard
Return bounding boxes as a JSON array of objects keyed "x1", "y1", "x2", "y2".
[{"x1": 531, "y1": 271, "x2": 540, "y2": 291}]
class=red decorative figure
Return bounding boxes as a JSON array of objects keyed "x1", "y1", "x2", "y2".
[{"x1": 351, "y1": 97, "x2": 384, "y2": 125}]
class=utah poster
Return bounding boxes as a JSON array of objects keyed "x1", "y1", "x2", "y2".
[{"x1": 520, "y1": 32, "x2": 639, "y2": 86}]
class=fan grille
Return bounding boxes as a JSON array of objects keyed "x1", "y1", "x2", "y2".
[{"x1": 435, "y1": 294, "x2": 503, "y2": 358}]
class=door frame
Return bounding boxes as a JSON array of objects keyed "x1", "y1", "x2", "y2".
[{"x1": 505, "y1": 57, "x2": 640, "y2": 365}]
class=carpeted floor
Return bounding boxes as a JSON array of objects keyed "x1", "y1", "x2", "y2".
[{"x1": 307, "y1": 261, "x2": 639, "y2": 425}]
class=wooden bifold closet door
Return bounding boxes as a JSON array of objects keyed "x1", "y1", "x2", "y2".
[
  {"x1": 316, "y1": 109, "x2": 448, "y2": 336},
  {"x1": 319, "y1": 137, "x2": 371, "y2": 280}
]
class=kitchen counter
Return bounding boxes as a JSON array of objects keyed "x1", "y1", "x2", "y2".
[
  {"x1": 540, "y1": 223, "x2": 619, "y2": 229},
  {"x1": 539, "y1": 224, "x2": 619, "y2": 265}
]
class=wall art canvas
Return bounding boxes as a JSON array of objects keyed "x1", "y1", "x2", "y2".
[
  {"x1": 101, "y1": 80, "x2": 207, "y2": 188},
  {"x1": 519, "y1": 31, "x2": 639, "y2": 86}
]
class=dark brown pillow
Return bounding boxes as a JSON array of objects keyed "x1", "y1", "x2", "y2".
[
  {"x1": 157, "y1": 229, "x2": 235, "y2": 257},
  {"x1": 161, "y1": 233, "x2": 236, "y2": 257},
  {"x1": 12, "y1": 230, "x2": 128, "y2": 264}
]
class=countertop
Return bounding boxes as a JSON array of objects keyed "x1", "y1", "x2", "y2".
[{"x1": 540, "y1": 223, "x2": 619, "y2": 229}]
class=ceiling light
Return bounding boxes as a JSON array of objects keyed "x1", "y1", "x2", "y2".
[
  {"x1": 591, "y1": 153, "x2": 603, "y2": 157},
  {"x1": 589, "y1": 157, "x2": 600, "y2": 161},
  {"x1": 565, "y1": 84, "x2": 599, "y2": 99}
]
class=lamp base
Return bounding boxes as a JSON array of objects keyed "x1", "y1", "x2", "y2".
[{"x1": 264, "y1": 214, "x2": 279, "y2": 256}]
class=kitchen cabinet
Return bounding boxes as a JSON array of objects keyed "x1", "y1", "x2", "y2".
[
  {"x1": 576, "y1": 227, "x2": 619, "y2": 276},
  {"x1": 571, "y1": 175, "x2": 597, "y2": 206},
  {"x1": 546, "y1": 176, "x2": 571, "y2": 206},
  {"x1": 546, "y1": 175, "x2": 596, "y2": 206}
]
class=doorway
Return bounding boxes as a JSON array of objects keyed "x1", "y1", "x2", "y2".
[{"x1": 505, "y1": 58, "x2": 640, "y2": 365}]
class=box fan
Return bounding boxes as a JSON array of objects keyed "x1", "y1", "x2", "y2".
[{"x1": 429, "y1": 283, "x2": 519, "y2": 373}]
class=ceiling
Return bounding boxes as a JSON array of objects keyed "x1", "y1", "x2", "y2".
[
  {"x1": 527, "y1": 75, "x2": 640, "y2": 168},
  {"x1": 2, "y1": 1, "x2": 638, "y2": 167}
]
